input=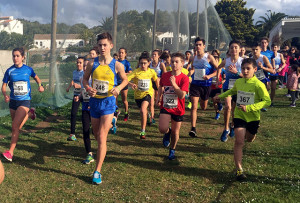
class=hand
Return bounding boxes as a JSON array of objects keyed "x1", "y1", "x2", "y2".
[
  {"x1": 129, "y1": 83, "x2": 137, "y2": 90},
  {"x1": 38, "y1": 86, "x2": 44, "y2": 92},
  {"x1": 110, "y1": 86, "x2": 120, "y2": 97},
  {"x1": 228, "y1": 64, "x2": 238, "y2": 74},
  {"x1": 257, "y1": 62, "x2": 263, "y2": 69},
  {"x1": 74, "y1": 96, "x2": 79, "y2": 102},
  {"x1": 88, "y1": 88, "x2": 97, "y2": 97},
  {"x1": 170, "y1": 75, "x2": 176, "y2": 85},
  {"x1": 238, "y1": 105, "x2": 246, "y2": 112},
  {"x1": 202, "y1": 75, "x2": 210, "y2": 80},
  {"x1": 155, "y1": 99, "x2": 161, "y2": 107},
  {"x1": 66, "y1": 87, "x2": 70, "y2": 92},
  {"x1": 4, "y1": 95, "x2": 10, "y2": 103}
]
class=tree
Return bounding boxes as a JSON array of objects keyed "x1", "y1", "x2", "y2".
[
  {"x1": 0, "y1": 31, "x2": 33, "y2": 50},
  {"x1": 215, "y1": 0, "x2": 259, "y2": 45},
  {"x1": 79, "y1": 29, "x2": 94, "y2": 45},
  {"x1": 255, "y1": 10, "x2": 287, "y2": 37}
]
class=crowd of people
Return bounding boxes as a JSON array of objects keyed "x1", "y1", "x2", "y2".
[{"x1": 1, "y1": 32, "x2": 299, "y2": 185}]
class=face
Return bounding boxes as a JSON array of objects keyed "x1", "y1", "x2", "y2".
[
  {"x1": 212, "y1": 52, "x2": 219, "y2": 60},
  {"x1": 240, "y1": 47, "x2": 246, "y2": 55},
  {"x1": 12, "y1": 51, "x2": 24, "y2": 67},
  {"x1": 77, "y1": 58, "x2": 84, "y2": 70},
  {"x1": 152, "y1": 51, "x2": 159, "y2": 61},
  {"x1": 89, "y1": 50, "x2": 97, "y2": 58},
  {"x1": 83, "y1": 60, "x2": 88, "y2": 71},
  {"x1": 195, "y1": 41, "x2": 205, "y2": 52},
  {"x1": 251, "y1": 46, "x2": 261, "y2": 57},
  {"x1": 185, "y1": 52, "x2": 191, "y2": 59},
  {"x1": 166, "y1": 56, "x2": 171, "y2": 64},
  {"x1": 171, "y1": 56, "x2": 183, "y2": 72},
  {"x1": 272, "y1": 45, "x2": 278, "y2": 52},
  {"x1": 261, "y1": 40, "x2": 268, "y2": 49},
  {"x1": 119, "y1": 49, "x2": 126, "y2": 60},
  {"x1": 291, "y1": 48, "x2": 296, "y2": 53},
  {"x1": 139, "y1": 59, "x2": 150, "y2": 70},
  {"x1": 242, "y1": 63, "x2": 257, "y2": 79},
  {"x1": 97, "y1": 39, "x2": 113, "y2": 56},
  {"x1": 229, "y1": 43, "x2": 240, "y2": 56},
  {"x1": 284, "y1": 46, "x2": 289, "y2": 50}
]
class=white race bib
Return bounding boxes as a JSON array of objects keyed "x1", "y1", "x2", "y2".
[
  {"x1": 93, "y1": 79, "x2": 109, "y2": 96},
  {"x1": 163, "y1": 94, "x2": 178, "y2": 109},
  {"x1": 237, "y1": 91, "x2": 255, "y2": 106},
  {"x1": 255, "y1": 69, "x2": 266, "y2": 81},
  {"x1": 82, "y1": 88, "x2": 90, "y2": 102},
  {"x1": 275, "y1": 65, "x2": 280, "y2": 70},
  {"x1": 74, "y1": 88, "x2": 81, "y2": 95},
  {"x1": 138, "y1": 79, "x2": 150, "y2": 91},
  {"x1": 212, "y1": 76, "x2": 217, "y2": 84},
  {"x1": 228, "y1": 79, "x2": 237, "y2": 89},
  {"x1": 13, "y1": 81, "x2": 28, "y2": 96},
  {"x1": 194, "y1": 69, "x2": 206, "y2": 80}
]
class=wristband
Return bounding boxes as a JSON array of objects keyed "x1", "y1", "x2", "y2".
[
  {"x1": 116, "y1": 86, "x2": 121, "y2": 92},
  {"x1": 86, "y1": 86, "x2": 92, "y2": 91},
  {"x1": 39, "y1": 83, "x2": 43, "y2": 87},
  {"x1": 236, "y1": 71, "x2": 241, "y2": 76}
]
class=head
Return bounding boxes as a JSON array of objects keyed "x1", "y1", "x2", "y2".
[
  {"x1": 113, "y1": 53, "x2": 118, "y2": 59},
  {"x1": 284, "y1": 45, "x2": 289, "y2": 51},
  {"x1": 152, "y1": 49, "x2": 161, "y2": 61},
  {"x1": 240, "y1": 46, "x2": 246, "y2": 56},
  {"x1": 83, "y1": 57, "x2": 89, "y2": 71},
  {"x1": 185, "y1": 50, "x2": 192, "y2": 60},
  {"x1": 171, "y1": 52, "x2": 185, "y2": 72},
  {"x1": 77, "y1": 56, "x2": 85, "y2": 71},
  {"x1": 139, "y1": 51, "x2": 151, "y2": 70},
  {"x1": 194, "y1": 37, "x2": 206, "y2": 53},
  {"x1": 291, "y1": 63, "x2": 300, "y2": 75},
  {"x1": 96, "y1": 32, "x2": 113, "y2": 56},
  {"x1": 12, "y1": 47, "x2": 25, "y2": 67},
  {"x1": 163, "y1": 49, "x2": 170, "y2": 54},
  {"x1": 160, "y1": 52, "x2": 171, "y2": 64},
  {"x1": 89, "y1": 48, "x2": 98, "y2": 58},
  {"x1": 271, "y1": 43, "x2": 279, "y2": 52},
  {"x1": 229, "y1": 40, "x2": 241, "y2": 57},
  {"x1": 290, "y1": 46, "x2": 297, "y2": 54},
  {"x1": 119, "y1": 48, "x2": 127, "y2": 60},
  {"x1": 211, "y1": 49, "x2": 220, "y2": 60},
  {"x1": 260, "y1": 37, "x2": 269, "y2": 49},
  {"x1": 241, "y1": 58, "x2": 257, "y2": 79},
  {"x1": 251, "y1": 42, "x2": 262, "y2": 57}
]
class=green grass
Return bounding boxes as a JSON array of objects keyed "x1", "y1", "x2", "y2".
[{"x1": 0, "y1": 89, "x2": 299, "y2": 202}]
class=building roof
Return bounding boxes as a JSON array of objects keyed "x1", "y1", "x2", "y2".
[{"x1": 34, "y1": 34, "x2": 81, "y2": 40}]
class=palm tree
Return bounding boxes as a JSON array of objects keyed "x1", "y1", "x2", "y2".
[{"x1": 255, "y1": 10, "x2": 287, "y2": 37}]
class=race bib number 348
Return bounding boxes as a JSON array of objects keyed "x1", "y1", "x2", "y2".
[
  {"x1": 13, "y1": 81, "x2": 28, "y2": 96},
  {"x1": 237, "y1": 90, "x2": 255, "y2": 106},
  {"x1": 93, "y1": 79, "x2": 109, "y2": 96}
]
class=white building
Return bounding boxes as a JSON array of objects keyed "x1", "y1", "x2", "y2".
[
  {"x1": 156, "y1": 32, "x2": 189, "y2": 45},
  {"x1": 0, "y1": 16, "x2": 23, "y2": 35},
  {"x1": 33, "y1": 34, "x2": 85, "y2": 50}
]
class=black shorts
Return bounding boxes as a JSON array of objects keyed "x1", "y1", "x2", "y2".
[
  {"x1": 9, "y1": 99, "x2": 31, "y2": 110},
  {"x1": 152, "y1": 80, "x2": 158, "y2": 91},
  {"x1": 118, "y1": 83, "x2": 129, "y2": 91},
  {"x1": 160, "y1": 108, "x2": 183, "y2": 122},
  {"x1": 189, "y1": 84, "x2": 211, "y2": 100},
  {"x1": 209, "y1": 88, "x2": 221, "y2": 98},
  {"x1": 269, "y1": 76, "x2": 278, "y2": 81},
  {"x1": 135, "y1": 94, "x2": 151, "y2": 108},
  {"x1": 233, "y1": 118, "x2": 260, "y2": 135},
  {"x1": 223, "y1": 89, "x2": 237, "y2": 103}
]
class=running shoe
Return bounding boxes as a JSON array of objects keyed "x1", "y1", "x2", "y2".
[
  {"x1": 214, "y1": 112, "x2": 220, "y2": 120},
  {"x1": 290, "y1": 104, "x2": 296, "y2": 108},
  {"x1": 151, "y1": 118, "x2": 155, "y2": 124},
  {"x1": 229, "y1": 125, "x2": 235, "y2": 138},
  {"x1": 2, "y1": 151, "x2": 13, "y2": 162},
  {"x1": 140, "y1": 131, "x2": 146, "y2": 139},
  {"x1": 168, "y1": 149, "x2": 176, "y2": 160},
  {"x1": 92, "y1": 171, "x2": 102, "y2": 184},
  {"x1": 236, "y1": 169, "x2": 247, "y2": 182},
  {"x1": 82, "y1": 154, "x2": 94, "y2": 165},
  {"x1": 67, "y1": 134, "x2": 77, "y2": 141},
  {"x1": 29, "y1": 107, "x2": 36, "y2": 120},
  {"x1": 163, "y1": 128, "x2": 171, "y2": 147},
  {"x1": 285, "y1": 94, "x2": 291, "y2": 98},
  {"x1": 123, "y1": 113, "x2": 129, "y2": 121},
  {"x1": 270, "y1": 102, "x2": 274, "y2": 107},
  {"x1": 110, "y1": 117, "x2": 117, "y2": 134},
  {"x1": 261, "y1": 108, "x2": 267, "y2": 112},
  {"x1": 218, "y1": 103, "x2": 223, "y2": 111},
  {"x1": 189, "y1": 130, "x2": 197, "y2": 138},
  {"x1": 220, "y1": 130, "x2": 229, "y2": 142},
  {"x1": 187, "y1": 102, "x2": 192, "y2": 109}
]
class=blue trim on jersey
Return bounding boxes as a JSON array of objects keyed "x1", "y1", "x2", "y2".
[
  {"x1": 117, "y1": 59, "x2": 131, "y2": 84},
  {"x1": 92, "y1": 57, "x2": 118, "y2": 87},
  {"x1": 191, "y1": 57, "x2": 214, "y2": 87}
]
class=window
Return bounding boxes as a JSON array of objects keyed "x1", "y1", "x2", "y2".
[
  {"x1": 79, "y1": 41, "x2": 84, "y2": 47},
  {"x1": 36, "y1": 42, "x2": 38, "y2": 45},
  {"x1": 40, "y1": 41, "x2": 43, "y2": 46}
]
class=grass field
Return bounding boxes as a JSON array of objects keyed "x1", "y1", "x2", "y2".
[{"x1": 0, "y1": 89, "x2": 299, "y2": 202}]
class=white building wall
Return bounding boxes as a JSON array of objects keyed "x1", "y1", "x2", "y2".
[
  {"x1": 33, "y1": 39, "x2": 84, "y2": 50},
  {"x1": 0, "y1": 17, "x2": 23, "y2": 35}
]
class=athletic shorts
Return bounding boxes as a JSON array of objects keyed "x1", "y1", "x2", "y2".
[
  {"x1": 135, "y1": 94, "x2": 151, "y2": 108},
  {"x1": 223, "y1": 89, "x2": 237, "y2": 103},
  {"x1": 152, "y1": 80, "x2": 158, "y2": 91},
  {"x1": 269, "y1": 76, "x2": 278, "y2": 81},
  {"x1": 209, "y1": 88, "x2": 221, "y2": 98},
  {"x1": 233, "y1": 118, "x2": 260, "y2": 135},
  {"x1": 89, "y1": 96, "x2": 116, "y2": 118},
  {"x1": 9, "y1": 99, "x2": 30, "y2": 110},
  {"x1": 160, "y1": 108, "x2": 183, "y2": 122},
  {"x1": 189, "y1": 84, "x2": 211, "y2": 100}
]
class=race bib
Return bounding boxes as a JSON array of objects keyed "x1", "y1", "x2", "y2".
[
  {"x1": 228, "y1": 79, "x2": 237, "y2": 89},
  {"x1": 212, "y1": 76, "x2": 217, "y2": 84},
  {"x1": 275, "y1": 65, "x2": 280, "y2": 70},
  {"x1": 93, "y1": 79, "x2": 109, "y2": 96},
  {"x1": 255, "y1": 69, "x2": 266, "y2": 81},
  {"x1": 138, "y1": 79, "x2": 150, "y2": 91},
  {"x1": 163, "y1": 94, "x2": 178, "y2": 109},
  {"x1": 82, "y1": 88, "x2": 90, "y2": 102},
  {"x1": 237, "y1": 91, "x2": 255, "y2": 106},
  {"x1": 74, "y1": 88, "x2": 81, "y2": 95},
  {"x1": 194, "y1": 69, "x2": 206, "y2": 80},
  {"x1": 13, "y1": 81, "x2": 28, "y2": 96}
]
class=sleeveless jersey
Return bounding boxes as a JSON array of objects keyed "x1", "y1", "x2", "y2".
[
  {"x1": 271, "y1": 53, "x2": 281, "y2": 76},
  {"x1": 91, "y1": 57, "x2": 117, "y2": 99},
  {"x1": 191, "y1": 53, "x2": 214, "y2": 86},
  {"x1": 223, "y1": 57, "x2": 243, "y2": 90},
  {"x1": 150, "y1": 61, "x2": 162, "y2": 77},
  {"x1": 253, "y1": 54, "x2": 268, "y2": 82}
]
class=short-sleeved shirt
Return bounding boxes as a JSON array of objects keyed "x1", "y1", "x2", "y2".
[
  {"x1": 72, "y1": 69, "x2": 84, "y2": 96},
  {"x1": 127, "y1": 68, "x2": 157, "y2": 99},
  {"x1": 117, "y1": 59, "x2": 132, "y2": 84},
  {"x1": 223, "y1": 57, "x2": 243, "y2": 90},
  {"x1": 3, "y1": 64, "x2": 36, "y2": 100},
  {"x1": 191, "y1": 53, "x2": 215, "y2": 87},
  {"x1": 261, "y1": 50, "x2": 275, "y2": 63},
  {"x1": 160, "y1": 72, "x2": 189, "y2": 116}
]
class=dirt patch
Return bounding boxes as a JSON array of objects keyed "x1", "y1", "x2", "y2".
[{"x1": 31, "y1": 112, "x2": 65, "y2": 133}]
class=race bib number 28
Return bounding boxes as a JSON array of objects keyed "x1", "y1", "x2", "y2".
[{"x1": 93, "y1": 79, "x2": 109, "y2": 96}]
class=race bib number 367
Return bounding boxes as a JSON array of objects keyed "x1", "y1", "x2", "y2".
[
  {"x1": 237, "y1": 90, "x2": 255, "y2": 106},
  {"x1": 93, "y1": 79, "x2": 109, "y2": 96}
]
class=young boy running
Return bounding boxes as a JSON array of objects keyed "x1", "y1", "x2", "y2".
[
  {"x1": 127, "y1": 52, "x2": 158, "y2": 139},
  {"x1": 214, "y1": 58, "x2": 271, "y2": 181},
  {"x1": 156, "y1": 53, "x2": 189, "y2": 160}
]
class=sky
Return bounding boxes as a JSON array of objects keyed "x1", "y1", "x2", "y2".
[{"x1": 0, "y1": 0, "x2": 299, "y2": 28}]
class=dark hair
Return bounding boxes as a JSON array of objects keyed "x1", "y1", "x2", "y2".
[
  {"x1": 160, "y1": 52, "x2": 171, "y2": 61},
  {"x1": 229, "y1": 40, "x2": 241, "y2": 48},
  {"x1": 77, "y1": 56, "x2": 85, "y2": 61},
  {"x1": 97, "y1": 32, "x2": 113, "y2": 43},
  {"x1": 211, "y1": 49, "x2": 220, "y2": 56},
  {"x1": 251, "y1": 42, "x2": 261, "y2": 48},
  {"x1": 260, "y1": 37, "x2": 269, "y2": 42},
  {"x1": 194, "y1": 37, "x2": 205, "y2": 45},
  {"x1": 12, "y1": 47, "x2": 25, "y2": 57},
  {"x1": 139, "y1": 51, "x2": 151, "y2": 62},
  {"x1": 291, "y1": 64, "x2": 299, "y2": 72},
  {"x1": 152, "y1": 49, "x2": 162, "y2": 56},
  {"x1": 171, "y1": 52, "x2": 185, "y2": 62},
  {"x1": 119, "y1": 47, "x2": 127, "y2": 54},
  {"x1": 271, "y1": 43, "x2": 279, "y2": 48},
  {"x1": 241, "y1": 58, "x2": 257, "y2": 68},
  {"x1": 113, "y1": 53, "x2": 118, "y2": 57},
  {"x1": 185, "y1": 50, "x2": 192, "y2": 55}
]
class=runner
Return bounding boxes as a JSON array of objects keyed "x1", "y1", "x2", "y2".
[
  {"x1": 2, "y1": 47, "x2": 44, "y2": 162},
  {"x1": 240, "y1": 46, "x2": 249, "y2": 59},
  {"x1": 188, "y1": 37, "x2": 219, "y2": 137},
  {"x1": 66, "y1": 57, "x2": 85, "y2": 141},
  {"x1": 0, "y1": 160, "x2": 4, "y2": 184},
  {"x1": 83, "y1": 32, "x2": 128, "y2": 184},
  {"x1": 127, "y1": 51, "x2": 158, "y2": 139},
  {"x1": 156, "y1": 52, "x2": 189, "y2": 160},
  {"x1": 214, "y1": 58, "x2": 271, "y2": 181}
]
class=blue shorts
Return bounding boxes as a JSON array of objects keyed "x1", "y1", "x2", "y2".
[
  {"x1": 9, "y1": 99, "x2": 30, "y2": 110},
  {"x1": 89, "y1": 96, "x2": 116, "y2": 118}
]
